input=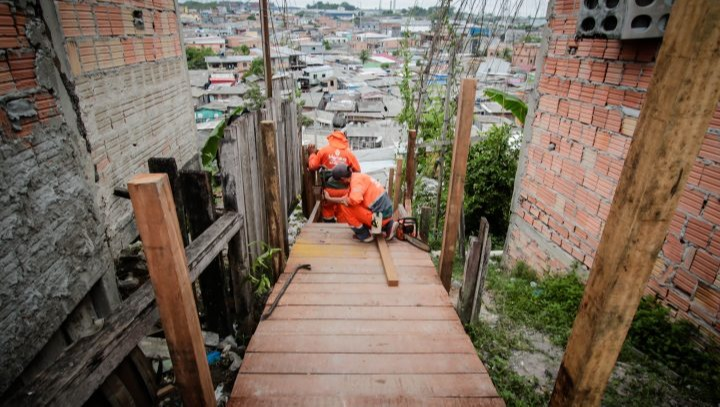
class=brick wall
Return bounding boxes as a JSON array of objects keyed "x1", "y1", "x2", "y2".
[
  {"x1": 0, "y1": 0, "x2": 196, "y2": 393},
  {"x1": 50, "y1": 0, "x2": 197, "y2": 251},
  {"x1": 505, "y1": 0, "x2": 720, "y2": 340}
]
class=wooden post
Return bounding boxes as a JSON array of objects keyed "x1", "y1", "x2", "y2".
[
  {"x1": 259, "y1": 0, "x2": 272, "y2": 98},
  {"x1": 457, "y1": 217, "x2": 489, "y2": 324},
  {"x1": 405, "y1": 129, "x2": 417, "y2": 202},
  {"x1": 387, "y1": 167, "x2": 395, "y2": 198},
  {"x1": 127, "y1": 174, "x2": 216, "y2": 407},
  {"x1": 438, "y1": 79, "x2": 476, "y2": 292},
  {"x1": 471, "y1": 227, "x2": 491, "y2": 324},
  {"x1": 550, "y1": 2, "x2": 720, "y2": 405},
  {"x1": 148, "y1": 157, "x2": 188, "y2": 246},
  {"x1": 260, "y1": 120, "x2": 287, "y2": 281},
  {"x1": 301, "y1": 145, "x2": 316, "y2": 219},
  {"x1": 392, "y1": 158, "x2": 403, "y2": 213},
  {"x1": 419, "y1": 206, "x2": 431, "y2": 242},
  {"x1": 179, "y1": 170, "x2": 231, "y2": 336}
]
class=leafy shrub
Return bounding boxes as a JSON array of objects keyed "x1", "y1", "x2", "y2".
[{"x1": 464, "y1": 124, "x2": 519, "y2": 243}]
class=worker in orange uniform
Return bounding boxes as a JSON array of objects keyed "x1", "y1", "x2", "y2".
[
  {"x1": 307, "y1": 130, "x2": 361, "y2": 223},
  {"x1": 323, "y1": 163, "x2": 398, "y2": 242}
]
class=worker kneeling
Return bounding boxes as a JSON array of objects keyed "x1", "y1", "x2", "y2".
[{"x1": 323, "y1": 163, "x2": 399, "y2": 242}]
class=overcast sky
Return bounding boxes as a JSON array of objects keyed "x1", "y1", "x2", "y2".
[{"x1": 284, "y1": 0, "x2": 548, "y2": 17}]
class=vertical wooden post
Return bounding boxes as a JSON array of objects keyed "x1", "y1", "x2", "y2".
[
  {"x1": 301, "y1": 145, "x2": 316, "y2": 219},
  {"x1": 148, "y1": 157, "x2": 188, "y2": 246},
  {"x1": 438, "y1": 79, "x2": 476, "y2": 292},
  {"x1": 392, "y1": 158, "x2": 403, "y2": 213},
  {"x1": 388, "y1": 167, "x2": 395, "y2": 198},
  {"x1": 457, "y1": 217, "x2": 490, "y2": 324},
  {"x1": 405, "y1": 129, "x2": 417, "y2": 202},
  {"x1": 261, "y1": 120, "x2": 287, "y2": 281},
  {"x1": 259, "y1": 0, "x2": 272, "y2": 98},
  {"x1": 127, "y1": 174, "x2": 216, "y2": 407},
  {"x1": 419, "y1": 206, "x2": 431, "y2": 242},
  {"x1": 550, "y1": 2, "x2": 720, "y2": 405},
  {"x1": 179, "y1": 170, "x2": 231, "y2": 336}
]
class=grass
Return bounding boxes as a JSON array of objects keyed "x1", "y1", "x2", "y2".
[{"x1": 471, "y1": 262, "x2": 720, "y2": 407}]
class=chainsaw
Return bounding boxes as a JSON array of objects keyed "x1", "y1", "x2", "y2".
[{"x1": 396, "y1": 217, "x2": 431, "y2": 252}]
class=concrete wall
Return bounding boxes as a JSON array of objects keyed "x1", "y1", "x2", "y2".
[
  {"x1": 505, "y1": 0, "x2": 720, "y2": 340},
  {"x1": 0, "y1": 0, "x2": 196, "y2": 393}
]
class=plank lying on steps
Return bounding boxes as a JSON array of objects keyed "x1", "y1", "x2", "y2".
[
  {"x1": 246, "y1": 333, "x2": 477, "y2": 353},
  {"x1": 230, "y1": 374, "x2": 499, "y2": 398},
  {"x1": 4, "y1": 212, "x2": 241, "y2": 407},
  {"x1": 240, "y1": 353, "x2": 487, "y2": 374},
  {"x1": 265, "y1": 284, "x2": 446, "y2": 302},
  {"x1": 272, "y1": 271, "x2": 439, "y2": 284},
  {"x1": 287, "y1": 256, "x2": 436, "y2": 267},
  {"x1": 261, "y1": 292, "x2": 452, "y2": 307}
]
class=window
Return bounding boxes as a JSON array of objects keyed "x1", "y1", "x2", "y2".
[{"x1": 313, "y1": 74, "x2": 317, "y2": 79}]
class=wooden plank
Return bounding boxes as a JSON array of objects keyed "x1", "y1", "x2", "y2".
[
  {"x1": 247, "y1": 334, "x2": 476, "y2": 353},
  {"x1": 148, "y1": 157, "x2": 188, "y2": 246},
  {"x1": 286, "y1": 256, "x2": 436, "y2": 268},
  {"x1": 307, "y1": 200, "x2": 321, "y2": 223},
  {"x1": 262, "y1": 292, "x2": 451, "y2": 307},
  {"x1": 301, "y1": 145, "x2": 316, "y2": 218},
  {"x1": 438, "y1": 79, "x2": 476, "y2": 292},
  {"x1": 419, "y1": 206, "x2": 432, "y2": 242},
  {"x1": 471, "y1": 233, "x2": 491, "y2": 324},
  {"x1": 458, "y1": 217, "x2": 488, "y2": 324},
  {"x1": 254, "y1": 320, "x2": 462, "y2": 335},
  {"x1": 266, "y1": 284, "x2": 449, "y2": 303},
  {"x1": 388, "y1": 167, "x2": 395, "y2": 197},
  {"x1": 230, "y1": 396, "x2": 505, "y2": 407},
  {"x1": 180, "y1": 170, "x2": 231, "y2": 336},
  {"x1": 127, "y1": 174, "x2": 215, "y2": 407},
  {"x1": 257, "y1": 305, "x2": 458, "y2": 320},
  {"x1": 230, "y1": 374, "x2": 498, "y2": 398},
  {"x1": 240, "y1": 353, "x2": 486, "y2": 374},
  {"x1": 392, "y1": 158, "x2": 403, "y2": 213},
  {"x1": 219, "y1": 127, "x2": 255, "y2": 331},
  {"x1": 5, "y1": 212, "x2": 240, "y2": 407},
  {"x1": 260, "y1": 120, "x2": 287, "y2": 280},
  {"x1": 405, "y1": 129, "x2": 417, "y2": 202},
  {"x1": 550, "y1": 2, "x2": 720, "y2": 406},
  {"x1": 273, "y1": 272, "x2": 439, "y2": 284}
]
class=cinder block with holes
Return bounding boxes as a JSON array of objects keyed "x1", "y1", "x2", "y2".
[{"x1": 577, "y1": 0, "x2": 673, "y2": 40}]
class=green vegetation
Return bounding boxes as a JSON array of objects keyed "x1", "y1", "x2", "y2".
[
  {"x1": 185, "y1": 47, "x2": 215, "y2": 70},
  {"x1": 395, "y1": 35, "x2": 416, "y2": 129},
  {"x1": 323, "y1": 40, "x2": 331, "y2": 51},
  {"x1": 248, "y1": 242, "x2": 280, "y2": 297},
  {"x1": 247, "y1": 14, "x2": 256, "y2": 21},
  {"x1": 306, "y1": 1, "x2": 357, "y2": 10},
  {"x1": 234, "y1": 44, "x2": 250, "y2": 55},
  {"x1": 243, "y1": 57, "x2": 264, "y2": 79},
  {"x1": 359, "y1": 49, "x2": 370, "y2": 64},
  {"x1": 180, "y1": 1, "x2": 218, "y2": 10},
  {"x1": 523, "y1": 34, "x2": 542, "y2": 43},
  {"x1": 484, "y1": 88, "x2": 528, "y2": 125},
  {"x1": 474, "y1": 262, "x2": 720, "y2": 406},
  {"x1": 464, "y1": 124, "x2": 519, "y2": 246}
]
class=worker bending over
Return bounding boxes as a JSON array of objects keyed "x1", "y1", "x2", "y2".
[
  {"x1": 307, "y1": 130, "x2": 361, "y2": 223},
  {"x1": 324, "y1": 163, "x2": 398, "y2": 242}
]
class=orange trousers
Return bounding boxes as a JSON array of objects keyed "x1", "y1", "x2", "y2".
[
  {"x1": 322, "y1": 187, "x2": 349, "y2": 222},
  {"x1": 337, "y1": 204, "x2": 392, "y2": 229}
]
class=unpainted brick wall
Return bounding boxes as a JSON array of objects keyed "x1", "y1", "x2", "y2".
[
  {"x1": 505, "y1": 0, "x2": 720, "y2": 340},
  {"x1": 52, "y1": 0, "x2": 197, "y2": 252}
]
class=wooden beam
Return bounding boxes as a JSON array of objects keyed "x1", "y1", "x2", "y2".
[
  {"x1": 387, "y1": 167, "x2": 395, "y2": 198},
  {"x1": 259, "y1": 0, "x2": 272, "y2": 98},
  {"x1": 419, "y1": 206, "x2": 431, "y2": 242},
  {"x1": 180, "y1": 170, "x2": 231, "y2": 336},
  {"x1": 405, "y1": 129, "x2": 417, "y2": 202},
  {"x1": 127, "y1": 173, "x2": 216, "y2": 407},
  {"x1": 5, "y1": 213, "x2": 239, "y2": 407},
  {"x1": 376, "y1": 238, "x2": 399, "y2": 287},
  {"x1": 301, "y1": 145, "x2": 316, "y2": 219},
  {"x1": 438, "y1": 79, "x2": 476, "y2": 292},
  {"x1": 457, "y1": 217, "x2": 489, "y2": 324},
  {"x1": 260, "y1": 120, "x2": 287, "y2": 281},
  {"x1": 550, "y1": 2, "x2": 720, "y2": 405},
  {"x1": 308, "y1": 200, "x2": 322, "y2": 223},
  {"x1": 392, "y1": 158, "x2": 403, "y2": 214},
  {"x1": 148, "y1": 157, "x2": 188, "y2": 246}
]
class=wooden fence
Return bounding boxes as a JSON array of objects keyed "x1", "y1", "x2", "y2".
[{"x1": 220, "y1": 98, "x2": 301, "y2": 262}]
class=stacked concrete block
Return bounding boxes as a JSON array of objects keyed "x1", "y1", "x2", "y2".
[{"x1": 506, "y1": 0, "x2": 720, "y2": 340}]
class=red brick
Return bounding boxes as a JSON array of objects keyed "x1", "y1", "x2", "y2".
[
  {"x1": 678, "y1": 187, "x2": 706, "y2": 217},
  {"x1": 673, "y1": 267, "x2": 698, "y2": 294},
  {"x1": 663, "y1": 234, "x2": 684, "y2": 263},
  {"x1": 685, "y1": 217, "x2": 713, "y2": 248},
  {"x1": 699, "y1": 134, "x2": 720, "y2": 163},
  {"x1": 689, "y1": 249, "x2": 720, "y2": 284},
  {"x1": 703, "y1": 197, "x2": 720, "y2": 224}
]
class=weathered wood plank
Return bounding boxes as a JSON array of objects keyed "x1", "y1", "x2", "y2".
[
  {"x1": 4, "y1": 212, "x2": 240, "y2": 407},
  {"x1": 247, "y1": 334, "x2": 476, "y2": 353},
  {"x1": 229, "y1": 396, "x2": 505, "y2": 407},
  {"x1": 550, "y1": 2, "x2": 720, "y2": 405},
  {"x1": 405, "y1": 129, "x2": 417, "y2": 202},
  {"x1": 254, "y1": 320, "x2": 462, "y2": 335},
  {"x1": 438, "y1": 79, "x2": 476, "y2": 292},
  {"x1": 127, "y1": 173, "x2": 215, "y2": 407},
  {"x1": 257, "y1": 305, "x2": 458, "y2": 321}
]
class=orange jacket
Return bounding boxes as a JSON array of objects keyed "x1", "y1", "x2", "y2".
[
  {"x1": 347, "y1": 172, "x2": 386, "y2": 208},
  {"x1": 308, "y1": 131, "x2": 361, "y2": 172}
]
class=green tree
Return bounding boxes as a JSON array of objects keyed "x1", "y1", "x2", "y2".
[
  {"x1": 185, "y1": 47, "x2": 215, "y2": 70},
  {"x1": 464, "y1": 124, "x2": 519, "y2": 241},
  {"x1": 396, "y1": 35, "x2": 416, "y2": 128},
  {"x1": 243, "y1": 57, "x2": 264, "y2": 79},
  {"x1": 323, "y1": 40, "x2": 331, "y2": 51},
  {"x1": 501, "y1": 47, "x2": 512, "y2": 62},
  {"x1": 484, "y1": 88, "x2": 528, "y2": 125},
  {"x1": 234, "y1": 44, "x2": 250, "y2": 55},
  {"x1": 247, "y1": 14, "x2": 256, "y2": 20},
  {"x1": 359, "y1": 49, "x2": 369, "y2": 64}
]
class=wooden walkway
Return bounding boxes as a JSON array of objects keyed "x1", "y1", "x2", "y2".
[{"x1": 229, "y1": 222, "x2": 503, "y2": 406}]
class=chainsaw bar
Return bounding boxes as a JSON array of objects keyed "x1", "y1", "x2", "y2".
[{"x1": 404, "y1": 234, "x2": 431, "y2": 252}]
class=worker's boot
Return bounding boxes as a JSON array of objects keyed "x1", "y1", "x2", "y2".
[
  {"x1": 383, "y1": 220, "x2": 399, "y2": 241},
  {"x1": 351, "y1": 226, "x2": 374, "y2": 243}
]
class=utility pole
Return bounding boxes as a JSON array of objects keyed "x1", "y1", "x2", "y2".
[
  {"x1": 259, "y1": 0, "x2": 273, "y2": 98},
  {"x1": 433, "y1": 34, "x2": 458, "y2": 232}
]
